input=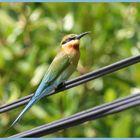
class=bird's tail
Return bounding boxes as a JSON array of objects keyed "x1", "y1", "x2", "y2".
[
  {"x1": 2, "y1": 96, "x2": 38, "y2": 137},
  {"x1": 10, "y1": 96, "x2": 39, "y2": 128}
]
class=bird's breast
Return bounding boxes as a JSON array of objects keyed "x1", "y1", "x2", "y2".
[{"x1": 62, "y1": 46, "x2": 80, "y2": 66}]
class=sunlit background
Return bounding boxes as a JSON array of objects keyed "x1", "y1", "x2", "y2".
[{"x1": 0, "y1": 3, "x2": 140, "y2": 137}]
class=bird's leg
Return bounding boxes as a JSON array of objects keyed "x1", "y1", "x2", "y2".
[{"x1": 56, "y1": 81, "x2": 66, "y2": 89}]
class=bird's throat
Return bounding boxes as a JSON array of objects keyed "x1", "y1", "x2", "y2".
[{"x1": 69, "y1": 44, "x2": 79, "y2": 51}]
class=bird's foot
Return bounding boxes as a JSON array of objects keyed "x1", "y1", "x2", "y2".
[{"x1": 57, "y1": 81, "x2": 66, "y2": 89}]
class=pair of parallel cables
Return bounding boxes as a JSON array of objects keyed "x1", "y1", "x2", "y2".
[{"x1": 1, "y1": 54, "x2": 140, "y2": 137}]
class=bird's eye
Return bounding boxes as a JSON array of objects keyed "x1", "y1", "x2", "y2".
[
  {"x1": 62, "y1": 36, "x2": 76, "y2": 45},
  {"x1": 62, "y1": 40, "x2": 68, "y2": 45}
]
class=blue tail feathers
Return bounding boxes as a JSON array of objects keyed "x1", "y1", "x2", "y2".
[
  {"x1": 10, "y1": 82, "x2": 54, "y2": 128},
  {"x1": 10, "y1": 96, "x2": 38, "y2": 128}
]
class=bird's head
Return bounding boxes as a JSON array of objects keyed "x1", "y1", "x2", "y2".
[{"x1": 61, "y1": 32, "x2": 90, "y2": 50}]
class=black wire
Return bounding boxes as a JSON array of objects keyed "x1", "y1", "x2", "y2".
[
  {"x1": 1, "y1": 54, "x2": 140, "y2": 113},
  {"x1": 9, "y1": 92, "x2": 140, "y2": 138}
]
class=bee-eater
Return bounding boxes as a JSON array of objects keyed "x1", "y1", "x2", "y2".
[{"x1": 10, "y1": 31, "x2": 90, "y2": 127}]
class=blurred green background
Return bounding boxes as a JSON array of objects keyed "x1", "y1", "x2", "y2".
[{"x1": 0, "y1": 2, "x2": 140, "y2": 137}]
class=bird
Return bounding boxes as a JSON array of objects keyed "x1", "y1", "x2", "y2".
[{"x1": 10, "y1": 31, "x2": 90, "y2": 128}]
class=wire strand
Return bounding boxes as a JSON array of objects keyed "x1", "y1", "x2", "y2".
[
  {"x1": 10, "y1": 92, "x2": 140, "y2": 138},
  {"x1": 1, "y1": 54, "x2": 140, "y2": 113}
]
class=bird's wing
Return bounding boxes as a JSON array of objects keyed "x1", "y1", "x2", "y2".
[
  {"x1": 42, "y1": 51, "x2": 70, "y2": 86},
  {"x1": 34, "y1": 51, "x2": 70, "y2": 97},
  {"x1": 10, "y1": 51, "x2": 70, "y2": 128}
]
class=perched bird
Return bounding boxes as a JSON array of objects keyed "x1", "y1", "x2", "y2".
[{"x1": 10, "y1": 32, "x2": 90, "y2": 127}]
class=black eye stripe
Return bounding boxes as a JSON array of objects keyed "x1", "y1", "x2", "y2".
[
  {"x1": 62, "y1": 36, "x2": 76, "y2": 45},
  {"x1": 62, "y1": 39, "x2": 70, "y2": 45}
]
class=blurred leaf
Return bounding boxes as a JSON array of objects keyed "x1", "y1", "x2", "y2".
[{"x1": 111, "y1": 114, "x2": 132, "y2": 137}]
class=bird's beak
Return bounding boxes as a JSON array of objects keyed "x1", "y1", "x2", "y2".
[{"x1": 76, "y1": 31, "x2": 91, "y2": 39}]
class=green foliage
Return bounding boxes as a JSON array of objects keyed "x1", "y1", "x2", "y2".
[{"x1": 0, "y1": 3, "x2": 140, "y2": 137}]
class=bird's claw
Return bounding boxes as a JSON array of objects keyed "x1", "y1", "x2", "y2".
[{"x1": 56, "y1": 81, "x2": 66, "y2": 89}]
